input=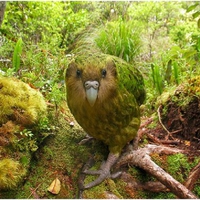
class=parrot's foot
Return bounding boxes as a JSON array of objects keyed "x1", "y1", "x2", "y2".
[{"x1": 80, "y1": 153, "x2": 120, "y2": 190}]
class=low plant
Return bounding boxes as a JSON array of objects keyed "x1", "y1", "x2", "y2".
[{"x1": 151, "y1": 63, "x2": 163, "y2": 95}]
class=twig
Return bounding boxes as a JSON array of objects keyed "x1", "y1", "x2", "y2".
[
  {"x1": 27, "y1": 183, "x2": 42, "y2": 199},
  {"x1": 157, "y1": 105, "x2": 171, "y2": 135},
  {"x1": 170, "y1": 129, "x2": 182, "y2": 134},
  {"x1": 159, "y1": 140, "x2": 180, "y2": 145},
  {"x1": 139, "y1": 117, "x2": 153, "y2": 129}
]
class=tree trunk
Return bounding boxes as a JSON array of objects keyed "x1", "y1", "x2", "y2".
[{"x1": 0, "y1": 1, "x2": 6, "y2": 27}]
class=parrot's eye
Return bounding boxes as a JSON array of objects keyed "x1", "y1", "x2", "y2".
[
  {"x1": 76, "y1": 69, "x2": 82, "y2": 77},
  {"x1": 102, "y1": 69, "x2": 107, "y2": 78}
]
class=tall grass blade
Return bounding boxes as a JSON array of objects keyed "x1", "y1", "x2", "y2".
[
  {"x1": 12, "y1": 38, "x2": 23, "y2": 72},
  {"x1": 165, "y1": 59, "x2": 172, "y2": 84},
  {"x1": 173, "y1": 61, "x2": 180, "y2": 85},
  {"x1": 151, "y1": 63, "x2": 163, "y2": 95}
]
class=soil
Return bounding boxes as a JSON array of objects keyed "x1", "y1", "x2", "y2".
[
  {"x1": 163, "y1": 97, "x2": 200, "y2": 142},
  {"x1": 144, "y1": 97, "x2": 200, "y2": 155}
]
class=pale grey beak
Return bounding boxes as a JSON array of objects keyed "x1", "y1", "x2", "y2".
[{"x1": 85, "y1": 81, "x2": 99, "y2": 106}]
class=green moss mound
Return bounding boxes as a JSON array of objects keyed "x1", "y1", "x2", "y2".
[
  {"x1": 0, "y1": 76, "x2": 47, "y2": 190},
  {"x1": 0, "y1": 76, "x2": 47, "y2": 126},
  {"x1": 0, "y1": 158, "x2": 26, "y2": 190}
]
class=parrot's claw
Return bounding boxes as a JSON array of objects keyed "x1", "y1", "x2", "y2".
[
  {"x1": 83, "y1": 168, "x2": 122, "y2": 189},
  {"x1": 79, "y1": 153, "x2": 120, "y2": 190},
  {"x1": 83, "y1": 168, "x2": 111, "y2": 189}
]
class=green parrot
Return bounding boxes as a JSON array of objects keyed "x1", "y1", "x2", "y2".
[{"x1": 65, "y1": 52, "x2": 146, "y2": 189}]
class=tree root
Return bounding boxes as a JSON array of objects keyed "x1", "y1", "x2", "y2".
[
  {"x1": 120, "y1": 172, "x2": 169, "y2": 192},
  {"x1": 184, "y1": 161, "x2": 200, "y2": 191},
  {"x1": 116, "y1": 144, "x2": 198, "y2": 199}
]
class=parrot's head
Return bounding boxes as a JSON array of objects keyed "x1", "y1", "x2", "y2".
[{"x1": 65, "y1": 57, "x2": 118, "y2": 107}]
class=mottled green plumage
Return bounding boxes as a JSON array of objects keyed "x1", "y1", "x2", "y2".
[
  {"x1": 65, "y1": 28, "x2": 146, "y2": 189},
  {"x1": 65, "y1": 51, "x2": 146, "y2": 189},
  {"x1": 65, "y1": 52, "x2": 145, "y2": 154}
]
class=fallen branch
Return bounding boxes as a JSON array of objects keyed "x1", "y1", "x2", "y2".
[{"x1": 117, "y1": 144, "x2": 197, "y2": 199}]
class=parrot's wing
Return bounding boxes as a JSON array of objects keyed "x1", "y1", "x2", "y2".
[{"x1": 112, "y1": 56, "x2": 146, "y2": 105}]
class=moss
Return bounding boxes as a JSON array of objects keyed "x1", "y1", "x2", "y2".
[
  {"x1": 145, "y1": 191, "x2": 175, "y2": 199},
  {"x1": 186, "y1": 76, "x2": 200, "y2": 97},
  {"x1": 10, "y1": 108, "x2": 91, "y2": 198},
  {"x1": 151, "y1": 153, "x2": 168, "y2": 171},
  {"x1": 43, "y1": 146, "x2": 54, "y2": 160},
  {"x1": 0, "y1": 76, "x2": 48, "y2": 193},
  {"x1": 82, "y1": 178, "x2": 123, "y2": 199},
  {"x1": 107, "y1": 179, "x2": 123, "y2": 198},
  {"x1": 167, "y1": 76, "x2": 200, "y2": 109},
  {"x1": 0, "y1": 158, "x2": 26, "y2": 190},
  {"x1": 0, "y1": 76, "x2": 47, "y2": 126},
  {"x1": 114, "y1": 179, "x2": 129, "y2": 198},
  {"x1": 128, "y1": 166, "x2": 155, "y2": 183},
  {"x1": 127, "y1": 153, "x2": 200, "y2": 198},
  {"x1": 151, "y1": 152, "x2": 200, "y2": 196},
  {"x1": 167, "y1": 154, "x2": 200, "y2": 183},
  {"x1": 154, "y1": 75, "x2": 200, "y2": 121},
  {"x1": 2, "y1": 96, "x2": 198, "y2": 198},
  {"x1": 194, "y1": 184, "x2": 200, "y2": 197},
  {"x1": 15, "y1": 161, "x2": 54, "y2": 199}
]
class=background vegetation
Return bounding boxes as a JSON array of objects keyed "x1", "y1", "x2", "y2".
[{"x1": 0, "y1": 1, "x2": 199, "y2": 114}]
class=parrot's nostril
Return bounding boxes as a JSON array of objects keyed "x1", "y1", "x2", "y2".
[
  {"x1": 84, "y1": 81, "x2": 99, "y2": 106},
  {"x1": 85, "y1": 81, "x2": 99, "y2": 89}
]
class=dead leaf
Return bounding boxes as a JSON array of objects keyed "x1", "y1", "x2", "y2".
[
  {"x1": 47, "y1": 178, "x2": 61, "y2": 194},
  {"x1": 185, "y1": 140, "x2": 191, "y2": 146}
]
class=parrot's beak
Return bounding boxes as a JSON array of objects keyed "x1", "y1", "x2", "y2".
[
  {"x1": 85, "y1": 81, "x2": 99, "y2": 106},
  {"x1": 86, "y1": 87, "x2": 98, "y2": 106}
]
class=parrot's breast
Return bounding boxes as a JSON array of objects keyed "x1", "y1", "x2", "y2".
[{"x1": 68, "y1": 91, "x2": 140, "y2": 154}]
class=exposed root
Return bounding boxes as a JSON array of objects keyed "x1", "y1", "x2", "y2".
[
  {"x1": 116, "y1": 144, "x2": 197, "y2": 199},
  {"x1": 184, "y1": 161, "x2": 200, "y2": 191},
  {"x1": 121, "y1": 172, "x2": 169, "y2": 192}
]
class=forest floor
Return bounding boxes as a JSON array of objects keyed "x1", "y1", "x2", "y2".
[{"x1": 1, "y1": 96, "x2": 199, "y2": 199}]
